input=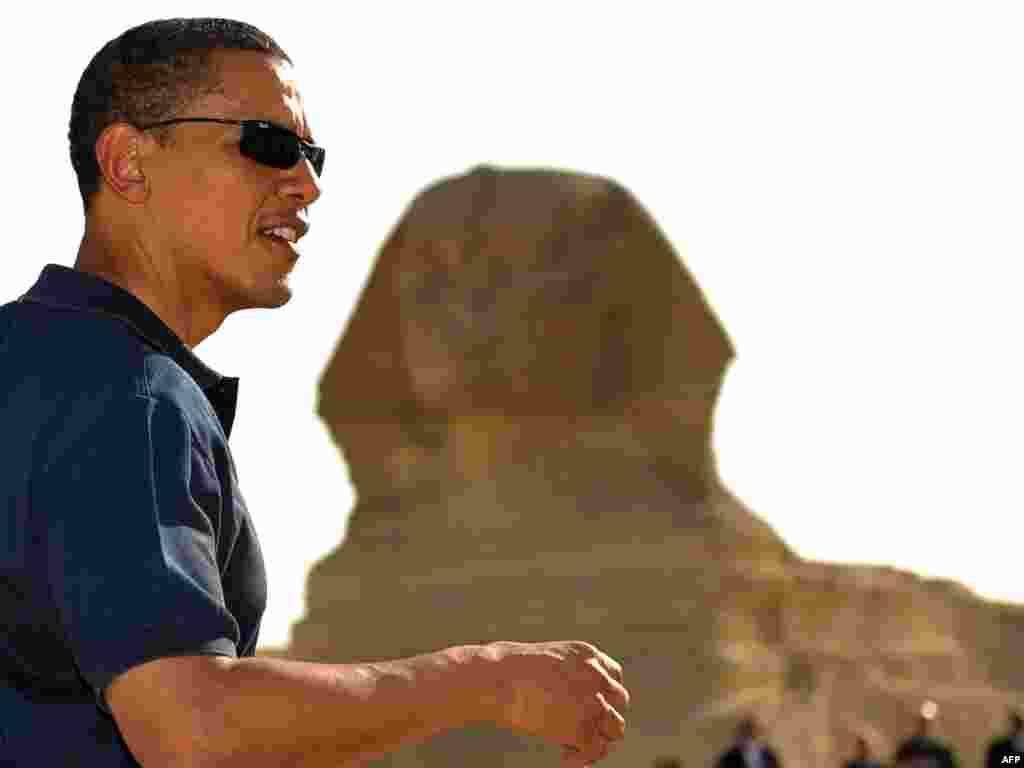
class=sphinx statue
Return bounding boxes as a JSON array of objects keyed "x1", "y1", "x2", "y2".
[{"x1": 289, "y1": 166, "x2": 1024, "y2": 768}]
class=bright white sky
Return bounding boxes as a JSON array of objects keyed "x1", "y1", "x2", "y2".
[{"x1": 6, "y1": 2, "x2": 1022, "y2": 648}]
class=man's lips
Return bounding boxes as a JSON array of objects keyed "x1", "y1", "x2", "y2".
[
  {"x1": 261, "y1": 231, "x2": 300, "y2": 257},
  {"x1": 257, "y1": 215, "x2": 310, "y2": 243}
]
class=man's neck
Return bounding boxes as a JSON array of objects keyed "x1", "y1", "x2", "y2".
[{"x1": 74, "y1": 230, "x2": 224, "y2": 348}]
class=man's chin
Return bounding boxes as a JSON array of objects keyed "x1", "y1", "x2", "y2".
[
  {"x1": 256, "y1": 282, "x2": 293, "y2": 309},
  {"x1": 228, "y1": 278, "x2": 294, "y2": 313}
]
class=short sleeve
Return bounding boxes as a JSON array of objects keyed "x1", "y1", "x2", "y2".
[{"x1": 40, "y1": 393, "x2": 239, "y2": 711}]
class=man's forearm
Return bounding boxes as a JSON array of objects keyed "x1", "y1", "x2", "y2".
[{"x1": 199, "y1": 644, "x2": 501, "y2": 768}]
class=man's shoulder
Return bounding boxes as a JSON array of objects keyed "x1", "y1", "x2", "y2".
[
  {"x1": 0, "y1": 297, "x2": 16, "y2": 331},
  {"x1": 3, "y1": 297, "x2": 219, "y2": 435},
  {"x1": 6, "y1": 296, "x2": 197, "y2": 395},
  {"x1": 4, "y1": 294, "x2": 154, "y2": 371}
]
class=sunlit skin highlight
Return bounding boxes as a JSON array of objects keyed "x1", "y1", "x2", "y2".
[{"x1": 75, "y1": 50, "x2": 322, "y2": 348}]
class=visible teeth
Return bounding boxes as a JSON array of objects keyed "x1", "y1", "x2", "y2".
[{"x1": 263, "y1": 226, "x2": 297, "y2": 242}]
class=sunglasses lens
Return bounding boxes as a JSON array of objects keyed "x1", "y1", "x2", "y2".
[
  {"x1": 305, "y1": 146, "x2": 325, "y2": 177},
  {"x1": 240, "y1": 125, "x2": 300, "y2": 170},
  {"x1": 241, "y1": 124, "x2": 324, "y2": 177}
]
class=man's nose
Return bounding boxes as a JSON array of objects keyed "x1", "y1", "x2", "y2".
[{"x1": 278, "y1": 158, "x2": 322, "y2": 207}]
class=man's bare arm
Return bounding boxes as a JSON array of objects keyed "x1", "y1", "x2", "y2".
[{"x1": 106, "y1": 640, "x2": 629, "y2": 768}]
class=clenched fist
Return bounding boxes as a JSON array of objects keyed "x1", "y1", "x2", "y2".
[{"x1": 484, "y1": 640, "x2": 630, "y2": 766}]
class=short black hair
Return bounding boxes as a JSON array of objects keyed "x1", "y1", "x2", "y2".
[
  {"x1": 737, "y1": 716, "x2": 758, "y2": 739},
  {"x1": 69, "y1": 18, "x2": 291, "y2": 213}
]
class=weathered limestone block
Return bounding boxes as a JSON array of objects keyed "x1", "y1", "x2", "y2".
[{"x1": 290, "y1": 166, "x2": 1023, "y2": 768}]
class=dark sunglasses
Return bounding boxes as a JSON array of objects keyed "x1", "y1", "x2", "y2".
[{"x1": 136, "y1": 117, "x2": 325, "y2": 177}]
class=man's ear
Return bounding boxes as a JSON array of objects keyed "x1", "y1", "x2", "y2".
[{"x1": 95, "y1": 123, "x2": 149, "y2": 203}]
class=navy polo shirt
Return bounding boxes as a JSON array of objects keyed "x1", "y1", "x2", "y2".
[{"x1": 0, "y1": 264, "x2": 266, "y2": 766}]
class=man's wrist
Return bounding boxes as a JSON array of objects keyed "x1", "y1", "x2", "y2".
[{"x1": 451, "y1": 643, "x2": 509, "y2": 727}]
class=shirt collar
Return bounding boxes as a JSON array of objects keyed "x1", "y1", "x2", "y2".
[{"x1": 20, "y1": 264, "x2": 239, "y2": 437}]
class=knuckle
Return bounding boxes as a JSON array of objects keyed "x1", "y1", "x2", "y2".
[
  {"x1": 570, "y1": 640, "x2": 596, "y2": 655},
  {"x1": 616, "y1": 684, "x2": 631, "y2": 709}
]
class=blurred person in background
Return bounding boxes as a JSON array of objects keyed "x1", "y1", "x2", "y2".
[
  {"x1": 714, "y1": 716, "x2": 783, "y2": 768},
  {"x1": 893, "y1": 702, "x2": 958, "y2": 768},
  {"x1": 985, "y1": 709, "x2": 1023, "y2": 768},
  {"x1": 843, "y1": 735, "x2": 882, "y2": 768}
]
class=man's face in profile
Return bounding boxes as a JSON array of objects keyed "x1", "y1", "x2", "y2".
[{"x1": 140, "y1": 49, "x2": 321, "y2": 313}]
